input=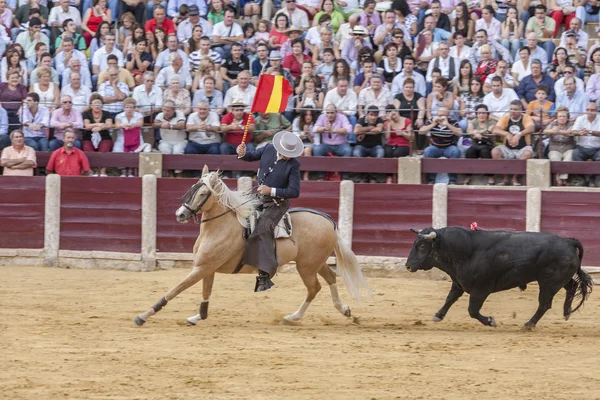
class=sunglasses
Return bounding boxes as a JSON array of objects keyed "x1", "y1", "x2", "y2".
[{"x1": 62, "y1": 101, "x2": 72, "y2": 104}]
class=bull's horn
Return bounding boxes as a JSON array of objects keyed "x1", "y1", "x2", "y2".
[
  {"x1": 418, "y1": 232, "x2": 437, "y2": 240},
  {"x1": 409, "y1": 228, "x2": 422, "y2": 234}
]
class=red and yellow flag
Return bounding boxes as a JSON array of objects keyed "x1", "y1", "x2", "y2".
[{"x1": 251, "y1": 74, "x2": 293, "y2": 113}]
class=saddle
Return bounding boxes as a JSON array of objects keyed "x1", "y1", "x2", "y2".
[{"x1": 244, "y1": 211, "x2": 293, "y2": 240}]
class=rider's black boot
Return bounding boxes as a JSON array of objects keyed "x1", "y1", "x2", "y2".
[{"x1": 254, "y1": 270, "x2": 274, "y2": 292}]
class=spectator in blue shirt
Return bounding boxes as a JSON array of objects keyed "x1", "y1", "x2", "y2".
[{"x1": 516, "y1": 60, "x2": 556, "y2": 108}]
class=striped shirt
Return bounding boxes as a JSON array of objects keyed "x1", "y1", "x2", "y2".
[
  {"x1": 98, "y1": 81, "x2": 130, "y2": 115},
  {"x1": 189, "y1": 50, "x2": 222, "y2": 72}
]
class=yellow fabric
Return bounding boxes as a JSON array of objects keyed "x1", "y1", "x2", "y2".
[{"x1": 265, "y1": 76, "x2": 283, "y2": 113}]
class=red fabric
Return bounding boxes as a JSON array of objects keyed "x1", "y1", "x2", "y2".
[
  {"x1": 222, "y1": 112, "x2": 254, "y2": 146},
  {"x1": 86, "y1": 11, "x2": 105, "y2": 36},
  {"x1": 82, "y1": 140, "x2": 113, "y2": 152},
  {"x1": 145, "y1": 18, "x2": 176, "y2": 35},
  {"x1": 282, "y1": 54, "x2": 311, "y2": 79},
  {"x1": 252, "y1": 74, "x2": 294, "y2": 113},
  {"x1": 123, "y1": 127, "x2": 141, "y2": 152},
  {"x1": 470, "y1": 222, "x2": 479, "y2": 231},
  {"x1": 47, "y1": 147, "x2": 91, "y2": 176},
  {"x1": 474, "y1": 60, "x2": 497, "y2": 86},
  {"x1": 387, "y1": 118, "x2": 412, "y2": 147},
  {"x1": 550, "y1": 11, "x2": 576, "y2": 38},
  {"x1": 269, "y1": 29, "x2": 288, "y2": 47}
]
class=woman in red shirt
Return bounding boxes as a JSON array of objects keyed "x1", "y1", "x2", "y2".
[
  {"x1": 268, "y1": 14, "x2": 290, "y2": 50},
  {"x1": 283, "y1": 38, "x2": 311, "y2": 79}
]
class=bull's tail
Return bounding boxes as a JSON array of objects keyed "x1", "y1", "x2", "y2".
[{"x1": 563, "y1": 239, "x2": 593, "y2": 320}]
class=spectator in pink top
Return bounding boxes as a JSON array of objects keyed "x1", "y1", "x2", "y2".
[{"x1": 49, "y1": 95, "x2": 84, "y2": 151}]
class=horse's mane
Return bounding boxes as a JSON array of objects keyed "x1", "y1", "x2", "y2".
[{"x1": 201, "y1": 172, "x2": 260, "y2": 227}]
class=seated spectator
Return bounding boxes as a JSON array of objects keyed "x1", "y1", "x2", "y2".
[
  {"x1": 450, "y1": 32, "x2": 471, "y2": 62},
  {"x1": 341, "y1": 26, "x2": 372, "y2": 66},
  {"x1": 393, "y1": 78, "x2": 426, "y2": 154},
  {"x1": 555, "y1": 76, "x2": 587, "y2": 119},
  {"x1": 20, "y1": 92, "x2": 49, "y2": 151},
  {"x1": 49, "y1": 95, "x2": 83, "y2": 151},
  {"x1": 92, "y1": 32, "x2": 124, "y2": 86},
  {"x1": 15, "y1": 18, "x2": 49, "y2": 59},
  {"x1": 123, "y1": 26, "x2": 148, "y2": 56},
  {"x1": 190, "y1": 36, "x2": 223, "y2": 73},
  {"x1": 46, "y1": 129, "x2": 90, "y2": 176},
  {"x1": 274, "y1": 0, "x2": 309, "y2": 33},
  {"x1": 220, "y1": 42, "x2": 250, "y2": 93},
  {"x1": 484, "y1": 59, "x2": 515, "y2": 92},
  {"x1": 0, "y1": 130, "x2": 36, "y2": 176},
  {"x1": 357, "y1": 74, "x2": 393, "y2": 117},
  {"x1": 55, "y1": 19, "x2": 86, "y2": 52},
  {"x1": 82, "y1": 94, "x2": 114, "y2": 176},
  {"x1": 177, "y1": 5, "x2": 213, "y2": 46},
  {"x1": 251, "y1": 43, "x2": 270, "y2": 81},
  {"x1": 0, "y1": 69, "x2": 28, "y2": 128},
  {"x1": 500, "y1": 7, "x2": 523, "y2": 59},
  {"x1": 512, "y1": 46, "x2": 534, "y2": 85},
  {"x1": 156, "y1": 53, "x2": 192, "y2": 90},
  {"x1": 211, "y1": 8, "x2": 243, "y2": 59},
  {"x1": 452, "y1": 60, "x2": 473, "y2": 98},
  {"x1": 384, "y1": 105, "x2": 413, "y2": 160},
  {"x1": 29, "y1": 52, "x2": 59, "y2": 86},
  {"x1": 426, "y1": 41, "x2": 458, "y2": 85},
  {"x1": 98, "y1": 66, "x2": 130, "y2": 118},
  {"x1": 1, "y1": 49, "x2": 28, "y2": 86},
  {"x1": 391, "y1": 56, "x2": 426, "y2": 98},
  {"x1": 483, "y1": 76, "x2": 519, "y2": 121},
  {"x1": 292, "y1": 107, "x2": 319, "y2": 178},
  {"x1": 313, "y1": 104, "x2": 352, "y2": 179},
  {"x1": 571, "y1": 102, "x2": 600, "y2": 186},
  {"x1": 420, "y1": 106, "x2": 463, "y2": 185},
  {"x1": 525, "y1": 4, "x2": 555, "y2": 56},
  {"x1": 62, "y1": 71, "x2": 92, "y2": 113},
  {"x1": 114, "y1": 98, "x2": 146, "y2": 177},
  {"x1": 376, "y1": 44, "x2": 403, "y2": 88},
  {"x1": 12, "y1": 2, "x2": 50, "y2": 39},
  {"x1": 32, "y1": 66, "x2": 60, "y2": 112},
  {"x1": 473, "y1": 44, "x2": 498, "y2": 85},
  {"x1": 327, "y1": 59, "x2": 354, "y2": 90},
  {"x1": 491, "y1": 100, "x2": 535, "y2": 186},
  {"x1": 545, "y1": 107, "x2": 575, "y2": 186},
  {"x1": 517, "y1": 60, "x2": 556, "y2": 109},
  {"x1": 145, "y1": 5, "x2": 176, "y2": 35},
  {"x1": 562, "y1": 17, "x2": 589, "y2": 50},
  {"x1": 25, "y1": 42, "x2": 46, "y2": 74},
  {"x1": 81, "y1": 0, "x2": 113, "y2": 46},
  {"x1": 253, "y1": 112, "x2": 292, "y2": 148},
  {"x1": 526, "y1": 85, "x2": 554, "y2": 130},
  {"x1": 185, "y1": 101, "x2": 222, "y2": 155},
  {"x1": 353, "y1": 105, "x2": 384, "y2": 166},
  {"x1": 191, "y1": 76, "x2": 224, "y2": 115},
  {"x1": 154, "y1": 99, "x2": 187, "y2": 158},
  {"x1": 426, "y1": 77, "x2": 454, "y2": 120},
  {"x1": 54, "y1": 37, "x2": 87, "y2": 77},
  {"x1": 283, "y1": 38, "x2": 311, "y2": 79},
  {"x1": 219, "y1": 98, "x2": 255, "y2": 155},
  {"x1": 469, "y1": 29, "x2": 512, "y2": 71},
  {"x1": 163, "y1": 76, "x2": 192, "y2": 116},
  {"x1": 315, "y1": 48, "x2": 335, "y2": 87},
  {"x1": 323, "y1": 78, "x2": 358, "y2": 128},
  {"x1": 125, "y1": 38, "x2": 153, "y2": 86},
  {"x1": 549, "y1": 0, "x2": 576, "y2": 38},
  {"x1": 89, "y1": 21, "x2": 111, "y2": 61},
  {"x1": 563, "y1": 29, "x2": 586, "y2": 71},
  {"x1": 313, "y1": 0, "x2": 344, "y2": 32},
  {"x1": 295, "y1": 74, "x2": 323, "y2": 113},
  {"x1": 458, "y1": 77, "x2": 484, "y2": 132},
  {"x1": 464, "y1": 104, "x2": 497, "y2": 185},
  {"x1": 62, "y1": 58, "x2": 92, "y2": 89},
  {"x1": 554, "y1": 64, "x2": 584, "y2": 98},
  {"x1": 547, "y1": 47, "x2": 572, "y2": 81},
  {"x1": 192, "y1": 58, "x2": 224, "y2": 93},
  {"x1": 132, "y1": 71, "x2": 163, "y2": 130},
  {"x1": 523, "y1": 32, "x2": 550, "y2": 69},
  {"x1": 352, "y1": 57, "x2": 375, "y2": 94},
  {"x1": 586, "y1": 68, "x2": 600, "y2": 102},
  {"x1": 310, "y1": 25, "x2": 341, "y2": 66},
  {"x1": 268, "y1": 14, "x2": 290, "y2": 51},
  {"x1": 0, "y1": 104, "x2": 8, "y2": 151},
  {"x1": 223, "y1": 70, "x2": 256, "y2": 113},
  {"x1": 154, "y1": 34, "x2": 190, "y2": 75}
]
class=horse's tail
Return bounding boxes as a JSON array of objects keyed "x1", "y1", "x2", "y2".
[
  {"x1": 334, "y1": 231, "x2": 372, "y2": 302},
  {"x1": 564, "y1": 239, "x2": 593, "y2": 320}
]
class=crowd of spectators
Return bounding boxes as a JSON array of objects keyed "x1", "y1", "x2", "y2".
[{"x1": 0, "y1": 0, "x2": 599, "y2": 183}]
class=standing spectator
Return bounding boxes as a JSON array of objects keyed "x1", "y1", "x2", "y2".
[
  {"x1": 62, "y1": 71, "x2": 92, "y2": 113},
  {"x1": 464, "y1": 104, "x2": 497, "y2": 185},
  {"x1": 20, "y1": 92, "x2": 49, "y2": 151},
  {"x1": 491, "y1": 100, "x2": 535, "y2": 186},
  {"x1": 49, "y1": 95, "x2": 83, "y2": 150},
  {"x1": 15, "y1": 17, "x2": 49, "y2": 58},
  {"x1": 98, "y1": 66, "x2": 129, "y2": 118},
  {"x1": 357, "y1": 74, "x2": 393, "y2": 117},
  {"x1": 0, "y1": 130, "x2": 36, "y2": 176},
  {"x1": 545, "y1": 107, "x2": 575, "y2": 186},
  {"x1": 212, "y1": 8, "x2": 243, "y2": 59},
  {"x1": 571, "y1": 102, "x2": 600, "y2": 186},
  {"x1": 46, "y1": 129, "x2": 90, "y2": 176},
  {"x1": 145, "y1": 5, "x2": 175, "y2": 35},
  {"x1": 420, "y1": 106, "x2": 463, "y2": 185},
  {"x1": 0, "y1": 69, "x2": 27, "y2": 128},
  {"x1": 82, "y1": 94, "x2": 113, "y2": 176},
  {"x1": 219, "y1": 99, "x2": 255, "y2": 155},
  {"x1": 185, "y1": 101, "x2": 222, "y2": 155},
  {"x1": 253, "y1": 112, "x2": 291, "y2": 148},
  {"x1": 313, "y1": 104, "x2": 352, "y2": 179},
  {"x1": 516, "y1": 60, "x2": 556, "y2": 108}
]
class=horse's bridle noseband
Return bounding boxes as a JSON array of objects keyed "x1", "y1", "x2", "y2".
[{"x1": 180, "y1": 181, "x2": 253, "y2": 225}]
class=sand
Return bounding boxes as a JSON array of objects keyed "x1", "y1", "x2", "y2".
[{"x1": 1, "y1": 266, "x2": 599, "y2": 400}]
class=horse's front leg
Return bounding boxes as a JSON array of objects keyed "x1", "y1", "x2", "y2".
[
  {"x1": 133, "y1": 266, "x2": 213, "y2": 326},
  {"x1": 185, "y1": 273, "x2": 215, "y2": 325}
]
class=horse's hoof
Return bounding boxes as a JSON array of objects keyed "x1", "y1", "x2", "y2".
[
  {"x1": 488, "y1": 317, "x2": 497, "y2": 327},
  {"x1": 432, "y1": 315, "x2": 443, "y2": 323},
  {"x1": 133, "y1": 316, "x2": 146, "y2": 326},
  {"x1": 282, "y1": 315, "x2": 300, "y2": 325},
  {"x1": 343, "y1": 307, "x2": 351, "y2": 318},
  {"x1": 186, "y1": 314, "x2": 201, "y2": 325}
]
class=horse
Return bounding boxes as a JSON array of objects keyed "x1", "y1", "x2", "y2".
[{"x1": 133, "y1": 165, "x2": 371, "y2": 326}]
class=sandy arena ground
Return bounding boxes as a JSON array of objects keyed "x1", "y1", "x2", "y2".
[{"x1": 1, "y1": 266, "x2": 599, "y2": 400}]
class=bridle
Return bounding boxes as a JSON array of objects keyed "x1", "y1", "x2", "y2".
[{"x1": 179, "y1": 181, "x2": 254, "y2": 225}]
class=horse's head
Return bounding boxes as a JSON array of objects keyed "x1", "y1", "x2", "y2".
[{"x1": 175, "y1": 165, "x2": 219, "y2": 223}]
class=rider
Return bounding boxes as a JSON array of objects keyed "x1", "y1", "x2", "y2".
[{"x1": 236, "y1": 130, "x2": 303, "y2": 292}]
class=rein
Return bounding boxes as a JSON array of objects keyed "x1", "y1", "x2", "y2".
[{"x1": 181, "y1": 181, "x2": 255, "y2": 224}]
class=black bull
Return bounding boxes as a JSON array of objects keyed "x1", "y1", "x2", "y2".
[{"x1": 406, "y1": 227, "x2": 593, "y2": 329}]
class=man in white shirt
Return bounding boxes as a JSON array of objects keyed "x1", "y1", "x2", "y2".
[
  {"x1": 524, "y1": 33, "x2": 549, "y2": 71},
  {"x1": 426, "y1": 41, "x2": 459, "y2": 83},
  {"x1": 156, "y1": 53, "x2": 192, "y2": 90},
  {"x1": 571, "y1": 102, "x2": 600, "y2": 186},
  {"x1": 323, "y1": 78, "x2": 358, "y2": 137},
  {"x1": 554, "y1": 65, "x2": 584, "y2": 99},
  {"x1": 62, "y1": 71, "x2": 92, "y2": 112},
  {"x1": 223, "y1": 70, "x2": 256, "y2": 113},
  {"x1": 391, "y1": 56, "x2": 426, "y2": 97},
  {"x1": 482, "y1": 76, "x2": 519, "y2": 121},
  {"x1": 357, "y1": 74, "x2": 393, "y2": 117},
  {"x1": 212, "y1": 8, "x2": 243, "y2": 58},
  {"x1": 176, "y1": 4, "x2": 212, "y2": 44},
  {"x1": 273, "y1": 0, "x2": 309, "y2": 31},
  {"x1": 61, "y1": 57, "x2": 92, "y2": 88},
  {"x1": 559, "y1": 17, "x2": 589, "y2": 50},
  {"x1": 47, "y1": 0, "x2": 80, "y2": 29},
  {"x1": 184, "y1": 101, "x2": 222, "y2": 155},
  {"x1": 154, "y1": 100, "x2": 187, "y2": 156},
  {"x1": 91, "y1": 32, "x2": 123, "y2": 88},
  {"x1": 132, "y1": 71, "x2": 163, "y2": 122},
  {"x1": 154, "y1": 34, "x2": 190, "y2": 74},
  {"x1": 53, "y1": 36, "x2": 86, "y2": 75},
  {"x1": 483, "y1": 60, "x2": 515, "y2": 92}
]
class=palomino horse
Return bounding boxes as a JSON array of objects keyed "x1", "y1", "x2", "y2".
[{"x1": 133, "y1": 166, "x2": 370, "y2": 326}]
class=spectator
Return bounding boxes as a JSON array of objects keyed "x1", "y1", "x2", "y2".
[
  {"x1": 548, "y1": 0, "x2": 576, "y2": 38},
  {"x1": 82, "y1": 94, "x2": 113, "y2": 175},
  {"x1": 525, "y1": 4, "x2": 555, "y2": 57},
  {"x1": 353, "y1": 104, "x2": 384, "y2": 164},
  {"x1": 419, "y1": 0, "x2": 451, "y2": 32},
  {"x1": 46, "y1": 129, "x2": 90, "y2": 176},
  {"x1": 469, "y1": 29, "x2": 512, "y2": 71},
  {"x1": 12, "y1": 2, "x2": 49, "y2": 39},
  {"x1": 223, "y1": 70, "x2": 256, "y2": 113},
  {"x1": 315, "y1": 48, "x2": 335, "y2": 87},
  {"x1": 575, "y1": 2, "x2": 599, "y2": 26},
  {"x1": 500, "y1": 7, "x2": 523, "y2": 59},
  {"x1": 154, "y1": 34, "x2": 190, "y2": 74},
  {"x1": 458, "y1": 77, "x2": 485, "y2": 131},
  {"x1": 554, "y1": 64, "x2": 584, "y2": 98},
  {"x1": 352, "y1": 57, "x2": 375, "y2": 94},
  {"x1": 220, "y1": 42, "x2": 250, "y2": 92},
  {"x1": 192, "y1": 58, "x2": 224, "y2": 93},
  {"x1": 156, "y1": 53, "x2": 192, "y2": 90},
  {"x1": 526, "y1": 85, "x2": 553, "y2": 130},
  {"x1": 562, "y1": 29, "x2": 586, "y2": 71},
  {"x1": 62, "y1": 58, "x2": 92, "y2": 89},
  {"x1": 280, "y1": 26, "x2": 306, "y2": 60},
  {"x1": 283, "y1": 38, "x2": 311, "y2": 79},
  {"x1": 185, "y1": 101, "x2": 222, "y2": 155},
  {"x1": 15, "y1": 17, "x2": 49, "y2": 59},
  {"x1": 473, "y1": 44, "x2": 498, "y2": 84},
  {"x1": 0, "y1": 69, "x2": 28, "y2": 128},
  {"x1": 450, "y1": 32, "x2": 471, "y2": 62},
  {"x1": 146, "y1": 5, "x2": 176, "y2": 35},
  {"x1": 163, "y1": 75, "x2": 192, "y2": 116},
  {"x1": 483, "y1": 60, "x2": 515, "y2": 93},
  {"x1": 327, "y1": 58, "x2": 353, "y2": 90},
  {"x1": 62, "y1": 71, "x2": 92, "y2": 113},
  {"x1": 511, "y1": 47, "x2": 532, "y2": 85},
  {"x1": 212, "y1": 7, "x2": 243, "y2": 59},
  {"x1": 98, "y1": 66, "x2": 129, "y2": 117},
  {"x1": 207, "y1": 0, "x2": 225, "y2": 24},
  {"x1": 384, "y1": 105, "x2": 413, "y2": 160},
  {"x1": 571, "y1": 102, "x2": 600, "y2": 186},
  {"x1": 376, "y1": 44, "x2": 403, "y2": 87},
  {"x1": 559, "y1": 17, "x2": 588, "y2": 50},
  {"x1": 251, "y1": 43, "x2": 270, "y2": 80},
  {"x1": 426, "y1": 77, "x2": 454, "y2": 120},
  {"x1": 393, "y1": 78, "x2": 426, "y2": 154},
  {"x1": 420, "y1": 106, "x2": 463, "y2": 185},
  {"x1": 177, "y1": 5, "x2": 212, "y2": 43},
  {"x1": 192, "y1": 75, "x2": 223, "y2": 115},
  {"x1": 268, "y1": 13, "x2": 290, "y2": 50},
  {"x1": 20, "y1": 92, "x2": 49, "y2": 151},
  {"x1": 132, "y1": 71, "x2": 163, "y2": 125},
  {"x1": 49, "y1": 95, "x2": 83, "y2": 150},
  {"x1": 264, "y1": 50, "x2": 294, "y2": 87},
  {"x1": 48, "y1": 0, "x2": 81, "y2": 36},
  {"x1": 517, "y1": 60, "x2": 556, "y2": 108},
  {"x1": 524, "y1": 32, "x2": 551, "y2": 69},
  {"x1": 476, "y1": 5, "x2": 502, "y2": 42},
  {"x1": 125, "y1": 38, "x2": 153, "y2": 86},
  {"x1": 55, "y1": 20, "x2": 86, "y2": 52},
  {"x1": 323, "y1": 78, "x2": 358, "y2": 129},
  {"x1": 464, "y1": 104, "x2": 497, "y2": 185},
  {"x1": 555, "y1": 76, "x2": 587, "y2": 118},
  {"x1": 0, "y1": 129, "x2": 36, "y2": 176},
  {"x1": 292, "y1": 107, "x2": 318, "y2": 177},
  {"x1": 545, "y1": 107, "x2": 575, "y2": 186},
  {"x1": 54, "y1": 37, "x2": 87, "y2": 77},
  {"x1": 391, "y1": 56, "x2": 427, "y2": 97},
  {"x1": 295, "y1": 73, "x2": 323, "y2": 112},
  {"x1": 190, "y1": 36, "x2": 222, "y2": 73},
  {"x1": 357, "y1": 74, "x2": 393, "y2": 117},
  {"x1": 341, "y1": 25, "x2": 372, "y2": 65},
  {"x1": 114, "y1": 97, "x2": 146, "y2": 176},
  {"x1": 219, "y1": 98, "x2": 255, "y2": 155},
  {"x1": 119, "y1": 0, "x2": 145, "y2": 25},
  {"x1": 0, "y1": 104, "x2": 8, "y2": 150},
  {"x1": 92, "y1": 32, "x2": 124, "y2": 82},
  {"x1": 313, "y1": 104, "x2": 352, "y2": 179},
  {"x1": 25, "y1": 42, "x2": 46, "y2": 72},
  {"x1": 274, "y1": 0, "x2": 310, "y2": 32},
  {"x1": 1, "y1": 49, "x2": 28, "y2": 86},
  {"x1": 29, "y1": 52, "x2": 59, "y2": 86},
  {"x1": 81, "y1": 0, "x2": 112, "y2": 47},
  {"x1": 89, "y1": 21, "x2": 111, "y2": 61},
  {"x1": 491, "y1": 100, "x2": 535, "y2": 186},
  {"x1": 426, "y1": 40, "x2": 459, "y2": 84}
]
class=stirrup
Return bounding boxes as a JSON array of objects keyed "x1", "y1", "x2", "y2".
[{"x1": 254, "y1": 274, "x2": 275, "y2": 292}]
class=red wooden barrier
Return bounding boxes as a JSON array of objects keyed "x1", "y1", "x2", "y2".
[
  {"x1": 541, "y1": 191, "x2": 600, "y2": 265},
  {"x1": 290, "y1": 181, "x2": 340, "y2": 222},
  {"x1": 352, "y1": 184, "x2": 433, "y2": 257},
  {"x1": 35, "y1": 152, "x2": 139, "y2": 168},
  {"x1": 60, "y1": 177, "x2": 142, "y2": 253},
  {"x1": 0, "y1": 176, "x2": 45, "y2": 248},
  {"x1": 156, "y1": 178, "x2": 237, "y2": 253},
  {"x1": 447, "y1": 189, "x2": 527, "y2": 232}
]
